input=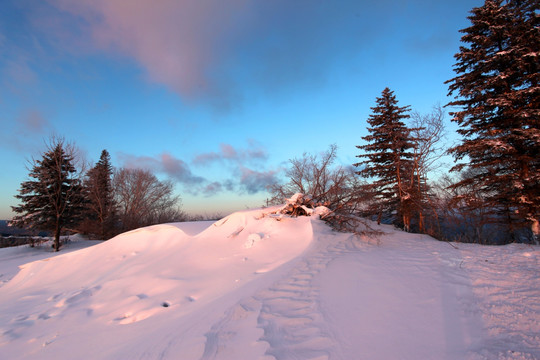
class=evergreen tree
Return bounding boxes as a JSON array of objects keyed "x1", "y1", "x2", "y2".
[
  {"x1": 445, "y1": 0, "x2": 539, "y2": 242},
  {"x1": 82, "y1": 150, "x2": 117, "y2": 239},
  {"x1": 12, "y1": 138, "x2": 84, "y2": 251},
  {"x1": 354, "y1": 88, "x2": 417, "y2": 230}
]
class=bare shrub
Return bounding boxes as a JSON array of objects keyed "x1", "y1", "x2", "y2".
[
  {"x1": 269, "y1": 146, "x2": 377, "y2": 235},
  {"x1": 114, "y1": 168, "x2": 185, "y2": 231}
]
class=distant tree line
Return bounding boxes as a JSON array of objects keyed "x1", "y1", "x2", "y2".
[
  {"x1": 270, "y1": 0, "x2": 539, "y2": 245},
  {"x1": 11, "y1": 138, "x2": 185, "y2": 251}
]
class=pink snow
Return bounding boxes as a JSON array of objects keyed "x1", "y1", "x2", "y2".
[{"x1": 0, "y1": 207, "x2": 538, "y2": 359}]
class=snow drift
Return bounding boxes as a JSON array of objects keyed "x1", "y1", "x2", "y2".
[
  {"x1": 0, "y1": 207, "x2": 538, "y2": 360},
  {"x1": 0, "y1": 208, "x2": 315, "y2": 359}
]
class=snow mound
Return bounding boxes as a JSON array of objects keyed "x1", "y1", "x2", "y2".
[{"x1": 0, "y1": 208, "x2": 316, "y2": 359}]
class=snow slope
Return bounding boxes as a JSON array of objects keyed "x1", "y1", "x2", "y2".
[{"x1": 0, "y1": 207, "x2": 538, "y2": 359}]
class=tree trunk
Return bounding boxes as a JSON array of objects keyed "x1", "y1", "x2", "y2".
[
  {"x1": 416, "y1": 165, "x2": 424, "y2": 233},
  {"x1": 402, "y1": 213, "x2": 411, "y2": 232},
  {"x1": 531, "y1": 218, "x2": 539, "y2": 245},
  {"x1": 54, "y1": 219, "x2": 61, "y2": 252}
]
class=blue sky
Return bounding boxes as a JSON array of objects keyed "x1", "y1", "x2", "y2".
[{"x1": 0, "y1": 0, "x2": 481, "y2": 219}]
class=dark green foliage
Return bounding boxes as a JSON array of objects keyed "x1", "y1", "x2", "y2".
[
  {"x1": 354, "y1": 88, "x2": 417, "y2": 230},
  {"x1": 11, "y1": 138, "x2": 84, "y2": 251},
  {"x1": 446, "y1": 0, "x2": 540, "y2": 242},
  {"x1": 81, "y1": 150, "x2": 117, "y2": 239}
]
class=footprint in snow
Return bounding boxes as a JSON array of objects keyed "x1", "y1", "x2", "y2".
[
  {"x1": 47, "y1": 293, "x2": 64, "y2": 302},
  {"x1": 244, "y1": 233, "x2": 266, "y2": 248},
  {"x1": 42, "y1": 333, "x2": 58, "y2": 347},
  {"x1": 38, "y1": 313, "x2": 51, "y2": 320},
  {"x1": 56, "y1": 285, "x2": 102, "y2": 308},
  {"x1": 113, "y1": 312, "x2": 133, "y2": 322},
  {"x1": 228, "y1": 226, "x2": 244, "y2": 238}
]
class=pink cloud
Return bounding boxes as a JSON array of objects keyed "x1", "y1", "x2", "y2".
[
  {"x1": 48, "y1": 0, "x2": 250, "y2": 105},
  {"x1": 118, "y1": 152, "x2": 204, "y2": 185},
  {"x1": 192, "y1": 152, "x2": 221, "y2": 165},
  {"x1": 239, "y1": 166, "x2": 278, "y2": 195},
  {"x1": 117, "y1": 148, "x2": 277, "y2": 197},
  {"x1": 220, "y1": 144, "x2": 238, "y2": 159},
  {"x1": 193, "y1": 142, "x2": 267, "y2": 165},
  {"x1": 202, "y1": 182, "x2": 223, "y2": 197},
  {"x1": 0, "y1": 109, "x2": 53, "y2": 153},
  {"x1": 43, "y1": 0, "x2": 360, "y2": 109},
  {"x1": 18, "y1": 109, "x2": 49, "y2": 133}
]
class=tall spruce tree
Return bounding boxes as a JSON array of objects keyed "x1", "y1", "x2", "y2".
[
  {"x1": 83, "y1": 149, "x2": 116, "y2": 239},
  {"x1": 354, "y1": 88, "x2": 417, "y2": 230},
  {"x1": 445, "y1": 0, "x2": 540, "y2": 242},
  {"x1": 12, "y1": 138, "x2": 84, "y2": 251}
]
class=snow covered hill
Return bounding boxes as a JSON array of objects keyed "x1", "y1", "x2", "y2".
[{"x1": 0, "y1": 207, "x2": 538, "y2": 359}]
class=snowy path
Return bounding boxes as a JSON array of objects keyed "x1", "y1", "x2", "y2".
[
  {"x1": 196, "y1": 222, "x2": 539, "y2": 360},
  {"x1": 316, "y1": 228, "x2": 483, "y2": 360},
  {"x1": 252, "y1": 235, "x2": 342, "y2": 359},
  {"x1": 199, "y1": 222, "x2": 345, "y2": 360},
  {"x1": 195, "y1": 222, "x2": 479, "y2": 360}
]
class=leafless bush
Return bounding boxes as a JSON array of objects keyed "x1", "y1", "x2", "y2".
[
  {"x1": 434, "y1": 171, "x2": 501, "y2": 244},
  {"x1": 0, "y1": 236, "x2": 47, "y2": 248},
  {"x1": 269, "y1": 146, "x2": 378, "y2": 236},
  {"x1": 274, "y1": 192, "x2": 382, "y2": 239},
  {"x1": 183, "y1": 212, "x2": 224, "y2": 222},
  {"x1": 269, "y1": 145, "x2": 371, "y2": 217},
  {"x1": 114, "y1": 168, "x2": 185, "y2": 231}
]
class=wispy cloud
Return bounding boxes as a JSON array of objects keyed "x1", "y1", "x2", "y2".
[
  {"x1": 4, "y1": 58, "x2": 37, "y2": 85},
  {"x1": 0, "y1": 109, "x2": 54, "y2": 153},
  {"x1": 117, "y1": 146, "x2": 278, "y2": 197},
  {"x1": 42, "y1": 0, "x2": 366, "y2": 109},
  {"x1": 118, "y1": 152, "x2": 205, "y2": 188},
  {"x1": 202, "y1": 182, "x2": 223, "y2": 197},
  {"x1": 239, "y1": 167, "x2": 279, "y2": 195},
  {"x1": 193, "y1": 142, "x2": 267, "y2": 166},
  {"x1": 43, "y1": 0, "x2": 249, "y2": 109},
  {"x1": 192, "y1": 142, "x2": 276, "y2": 195},
  {"x1": 19, "y1": 109, "x2": 50, "y2": 134}
]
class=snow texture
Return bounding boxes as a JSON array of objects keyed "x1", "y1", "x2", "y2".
[{"x1": 0, "y1": 207, "x2": 538, "y2": 359}]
